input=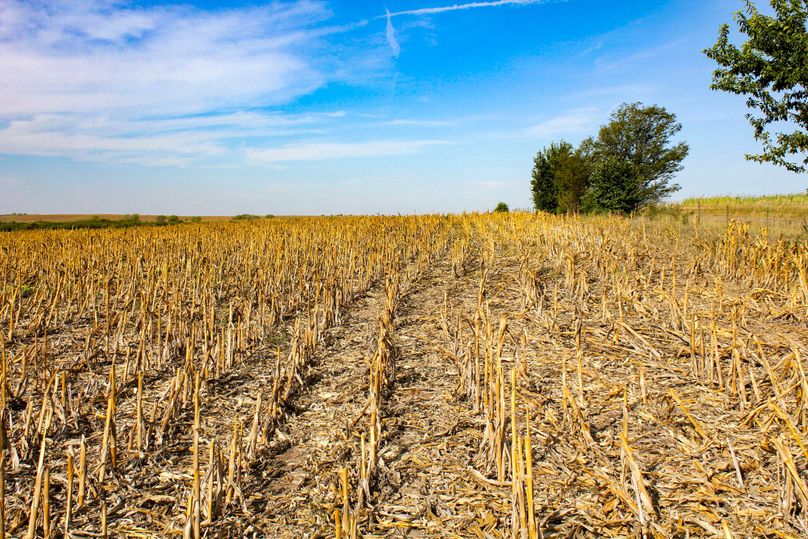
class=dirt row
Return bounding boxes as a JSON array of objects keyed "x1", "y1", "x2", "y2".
[{"x1": 232, "y1": 247, "x2": 499, "y2": 537}]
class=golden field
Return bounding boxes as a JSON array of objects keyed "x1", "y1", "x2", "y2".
[{"x1": 0, "y1": 213, "x2": 806, "y2": 538}]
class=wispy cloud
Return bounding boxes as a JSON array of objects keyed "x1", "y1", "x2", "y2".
[
  {"x1": 566, "y1": 84, "x2": 662, "y2": 102},
  {"x1": 386, "y1": 118, "x2": 456, "y2": 126},
  {"x1": 593, "y1": 38, "x2": 690, "y2": 74},
  {"x1": 385, "y1": 9, "x2": 401, "y2": 57},
  {"x1": 246, "y1": 139, "x2": 448, "y2": 162},
  {"x1": 385, "y1": 0, "x2": 550, "y2": 18},
  {"x1": 0, "y1": 1, "x2": 334, "y2": 118},
  {"x1": 525, "y1": 109, "x2": 600, "y2": 138},
  {"x1": 0, "y1": 1, "x2": 385, "y2": 164},
  {"x1": 380, "y1": 0, "x2": 552, "y2": 57},
  {"x1": 0, "y1": 110, "x2": 348, "y2": 166}
]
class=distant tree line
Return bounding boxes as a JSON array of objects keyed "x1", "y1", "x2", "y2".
[
  {"x1": 531, "y1": 102, "x2": 690, "y2": 215},
  {"x1": 155, "y1": 215, "x2": 181, "y2": 225},
  {"x1": 231, "y1": 214, "x2": 275, "y2": 221},
  {"x1": 0, "y1": 214, "x2": 279, "y2": 232},
  {"x1": 0, "y1": 214, "x2": 186, "y2": 232}
]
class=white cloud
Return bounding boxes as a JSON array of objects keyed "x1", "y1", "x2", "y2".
[
  {"x1": 566, "y1": 84, "x2": 663, "y2": 102},
  {"x1": 0, "y1": 111, "x2": 346, "y2": 166},
  {"x1": 0, "y1": 1, "x2": 385, "y2": 164},
  {"x1": 0, "y1": 115, "x2": 223, "y2": 159},
  {"x1": 386, "y1": 0, "x2": 550, "y2": 18},
  {"x1": 246, "y1": 139, "x2": 448, "y2": 162},
  {"x1": 386, "y1": 118, "x2": 456, "y2": 126},
  {"x1": 525, "y1": 109, "x2": 600, "y2": 138},
  {"x1": 386, "y1": 9, "x2": 401, "y2": 57},
  {"x1": 0, "y1": 1, "x2": 332, "y2": 119},
  {"x1": 380, "y1": 1, "x2": 556, "y2": 64}
]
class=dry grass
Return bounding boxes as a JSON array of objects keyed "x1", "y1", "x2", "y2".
[
  {"x1": 0, "y1": 213, "x2": 806, "y2": 537},
  {"x1": 680, "y1": 193, "x2": 808, "y2": 212},
  {"x1": 669, "y1": 194, "x2": 808, "y2": 238}
]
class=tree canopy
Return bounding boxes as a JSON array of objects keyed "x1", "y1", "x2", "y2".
[
  {"x1": 588, "y1": 103, "x2": 689, "y2": 210},
  {"x1": 530, "y1": 103, "x2": 688, "y2": 215},
  {"x1": 704, "y1": 0, "x2": 808, "y2": 173},
  {"x1": 531, "y1": 143, "x2": 562, "y2": 213}
]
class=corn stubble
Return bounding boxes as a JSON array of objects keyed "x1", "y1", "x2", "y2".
[{"x1": 0, "y1": 214, "x2": 805, "y2": 537}]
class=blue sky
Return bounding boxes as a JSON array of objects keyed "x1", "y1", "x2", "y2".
[{"x1": 0, "y1": 0, "x2": 803, "y2": 215}]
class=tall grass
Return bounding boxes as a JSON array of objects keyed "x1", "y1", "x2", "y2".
[{"x1": 680, "y1": 193, "x2": 808, "y2": 209}]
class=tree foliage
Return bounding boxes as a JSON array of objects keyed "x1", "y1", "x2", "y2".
[
  {"x1": 704, "y1": 0, "x2": 808, "y2": 173},
  {"x1": 555, "y1": 141, "x2": 592, "y2": 214},
  {"x1": 531, "y1": 143, "x2": 561, "y2": 213},
  {"x1": 590, "y1": 103, "x2": 688, "y2": 211},
  {"x1": 493, "y1": 202, "x2": 510, "y2": 213},
  {"x1": 531, "y1": 141, "x2": 591, "y2": 213},
  {"x1": 581, "y1": 158, "x2": 639, "y2": 214},
  {"x1": 531, "y1": 103, "x2": 688, "y2": 215}
]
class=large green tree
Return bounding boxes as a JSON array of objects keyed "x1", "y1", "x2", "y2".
[
  {"x1": 581, "y1": 158, "x2": 639, "y2": 214},
  {"x1": 556, "y1": 140, "x2": 593, "y2": 214},
  {"x1": 530, "y1": 140, "x2": 590, "y2": 213},
  {"x1": 585, "y1": 103, "x2": 688, "y2": 213},
  {"x1": 531, "y1": 142, "x2": 563, "y2": 213},
  {"x1": 704, "y1": 0, "x2": 808, "y2": 173}
]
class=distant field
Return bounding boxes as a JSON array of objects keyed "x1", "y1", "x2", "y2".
[
  {"x1": 669, "y1": 193, "x2": 808, "y2": 237},
  {"x1": 678, "y1": 193, "x2": 808, "y2": 217},
  {"x1": 0, "y1": 214, "x2": 231, "y2": 223}
]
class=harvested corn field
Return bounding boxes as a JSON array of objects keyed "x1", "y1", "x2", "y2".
[{"x1": 0, "y1": 213, "x2": 806, "y2": 538}]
